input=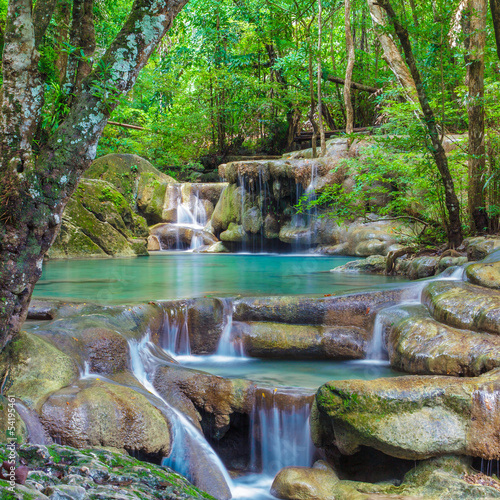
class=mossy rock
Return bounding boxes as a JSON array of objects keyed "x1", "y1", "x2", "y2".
[
  {"x1": 49, "y1": 179, "x2": 149, "y2": 258},
  {"x1": 84, "y1": 153, "x2": 175, "y2": 206},
  {"x1": 210, "y1": 184, "x2": 242, "y2": 235},
  {"x1": 313, "y1": 369, "x2": 500, "y2": 461},
  {"x1": 0, "y1": 332, "x2": 79, "y2": 410},
  {"x1": 466, "y1": 260, "x2": 500, "y2": 290}
]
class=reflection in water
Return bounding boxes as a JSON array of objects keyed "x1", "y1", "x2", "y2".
[{"x1": 35, "y1": 253, "x2": 405, "y2": 303}]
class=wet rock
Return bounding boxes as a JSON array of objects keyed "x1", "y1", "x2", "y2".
[
  {"x1": 466, "y1": 260, "x2": 500, "y2": 290},
  {"x1": 85, "y1": 153, "x2": 175, "y2": 206},
  {"x1": 233, "y1": 289, "x2": 418, "y2": 331},
  {"x1": 271, "y1": 465, "x2": 339, "y2": 499},
  {"x1": 0, "y1": 395, "x2": 28, "y2": 444},
  {"x1": 187, "y1": 299, "x2": 225, "y2": 354},
  {"x1": 436, "y1": 256, "x2": 468, "y2": 273},
  {"x1": 147, "y1": 234, "x2": 161, "y2": 251},
  {"x1": 423, "y1": 281, "x2": 500, "y2": 335},
  {"x1": 49, "y1": 180, "x2": 149, "y2": 259},
  {"x1": 211, "y1": 184, "x2": 242, "y2": 235},
  {"x1": 0, "y1": 332, "x2": 78, "y2": 409},
  {"x1": 465, "y1": 237, "x2": 500, "y2": 261},
  {"x1": 150, "y1": 223, "x2": 218, "y2": 249},
  {"x1": 331, "y1": 255, "x2": 386, "y2": 274},
  {"x1": 220, "y1": 223, "x2": 248, "y2": 242},
  {"x1": 312, "y1": 369, "x2": 500, "y2": 461},
  {"x1": 40, "y1": 380, "x2": 171, "y2": 458},
  {"x1": 407, "y1": 256, "x2": 439, "y2": 280},
  {"x1": 5, "y1": 443, "x2": 215, "y2": 499},
  {"x1": 263, "y1": 214, "x2": 281, "y2": 239},
  {"x1": 234, "y1": 321, "x2": 368, "y2": 360},
  {"x1": 153, "y1": 364, "x2": 252, "y2": 438},
  {"x1": 203, "y1": 242, "x2": 230, "y2": 253},
  {"x1": 83, "y1": 328, "x2": 129, "y2": 375},
  {"x1": 385, "y1": 304, "x2": 500, "y2": 376}
]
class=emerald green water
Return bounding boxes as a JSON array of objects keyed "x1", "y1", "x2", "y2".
[{"x1": 35, "y1": 252, "x2": 404, "y2": 303}]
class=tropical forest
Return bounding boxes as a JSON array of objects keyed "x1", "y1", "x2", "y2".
[{"x1": 1, "y1": 0, "x2": 500, "y2": 499}]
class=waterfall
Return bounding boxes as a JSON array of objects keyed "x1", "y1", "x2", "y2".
[
  {"x1": 128, "y1": 335, "x2": 233, "y2": 499},
  {"x1": 366, "y1": 312, "x2": 388, "y2": 361},
  {"x1": 249, "y1": 389, "x2": 316, "y2": 476},
  {"x1": 215, "y1": 298, "x2": 244, "y2": 357},
  {"x1": 161, "y1": 306, "x2": 191, "y2": 356}
]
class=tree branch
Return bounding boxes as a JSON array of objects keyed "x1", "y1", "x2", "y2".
[{"x1": 326, "y1": 74, "x2": 379, "y2": 93}]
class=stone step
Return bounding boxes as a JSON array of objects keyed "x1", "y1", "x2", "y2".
[
  {"x1": 422, "y1": 280, "x2": 500, "y2": 335},
  {"x1": 382, "y1": 303, "x2": 500, "y2": 376}
]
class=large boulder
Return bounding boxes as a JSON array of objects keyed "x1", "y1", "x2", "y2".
[
  {"x1": 0, "y1": 332, "x2": 78, "y2": 410},
  {"x1": 49, "y1": 179, "x2": 148, "y2": 258},
  {"x1": 384, "y1": 304, "x2": 500, "y2": 376},
  {"x1": 40, "y1": 379, "x2": 171, "y2": 458},
  {"x1": 423, "y1": 280, "x2": 500, "y2": 335},
  {"x1": 233, "y1": 321, "x2": 368, "y2": 359},
  {"x1": 312, "y1": 369, "x2": 500, "y2": 461},
  {"x1": 149, "y1": 223, "x2": 218, "y2": 250},
  {"x1": 466, "y1": 260, "x2": 500, "y2": 290}
]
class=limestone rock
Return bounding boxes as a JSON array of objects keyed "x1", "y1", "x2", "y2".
[
  {"x1": 331, "y1": 255, "x2": 386, "y2": 274},
  {"x1": 313, "y1": 369, "x2": 500, "y2": 461},
  {"x1": 423, "y1": 280, "x2": 500, "y2": 335},
  {"x1": 465, "y1": 237, "x2": 500, "y2": 261},
  {"x1": 40, "y1": 380, "x2": 171, "y2": 457},
  {"x1": 466, "y1": 260, "x2": 500, "y2": 290},
  {"x1": 220, "y1": 223, "x2": 248, "y2": 242},
  {"x1": 271, "y1": 466, "x2": 339, "y2": 500},
  {"x1": 385, "y1": 304, "x2": 500, "y2": 376},
  {"x1": 150, "y1": 223, "x2": 218, "y2": 249},
  {"x1": 0, "y1": 332, "x2": 78, "y2": 410},
  {"x1": 234, "y1": 321, "x2": 368, "y2": 360}
]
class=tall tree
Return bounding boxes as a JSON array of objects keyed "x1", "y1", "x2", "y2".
[
  {"x1": 466, "y1": 0, "x2": 488, "y2": 233},
  {"x1": 344, "y1": 0, "x2": 355, "y2": 147},
  {"x1": 317, "y1": 0, "x2": 326, "y2": 155},
  {"x1": 0, "y1": 0, "x2": 188, "y2": 350},
  {"x1": 490, "y1": 0, "x2": 500, "y2": 58},
  {"x1": 373, "y1": 0, "x2": 463, "y2": 247}
]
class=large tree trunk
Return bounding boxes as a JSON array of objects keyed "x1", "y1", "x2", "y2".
[
  {"x1": 491, "y1": 1, "x2": 500, "y2": 68},
  {"x1": 307, "y1": 31, "x2": 318, "y2": 158},
  {"x1": 466, "y1": 0, "x2": 488, "y2": 233},
  {"x1": 374, "y1": 0, "x2": 463, "y2": 248},
  {"x1": 0, "y1": 0, "x2": 188, "y2": 350},
  {"x1": 366, "y1": 0, "x2": 418, "y2": 104},
  {"x1": 344, "y1": 0, "x2": 355, "y2": 148}
]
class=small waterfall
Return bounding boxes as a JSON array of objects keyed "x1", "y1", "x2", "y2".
[
  {"x1": 480, "y1": 458, "x2": 500, "y2": 477},
  {"x1": 128, "y1": 335, "x2": 233, "y2": 499},
  {"x1": 161, "y1": 306, "x2": 191, "y2": 356},
  {"x1": 215, "y1": 298, "x2": 244, "y2": 357},
  {"x1": 249, "y1": 389, "x2": 316, "y2": 476},
  {"x1": 366, "y1": 312, "x2": 388, "y2": 361}
]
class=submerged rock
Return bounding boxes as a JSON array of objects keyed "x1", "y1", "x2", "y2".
[{"x1": 313, "y1": 369, "x2": 500, "y2": 461}]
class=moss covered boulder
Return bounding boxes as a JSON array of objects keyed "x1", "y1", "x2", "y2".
[
  {"x1": 210, "y1": 184, "x2": 243, "y2": 235},
  {"x1": 466, "y1": 260, "x2": 500, "y2": 290},
  {"x1": 49, "y1": 179, "x2": 148, "y2": 258},
  {"x1": 312, "y1": 369, "x2": 500, "y2": 461},
  {"x1": 0, "y1": 332, "x2": 78, "y2": 410}
]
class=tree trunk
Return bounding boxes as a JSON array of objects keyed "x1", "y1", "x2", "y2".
[
  {"x1": 375, "y1": 0, "x2": 463, "y2": 248},
  {"x1": 317, "y1": 0, "x2": 326, "y2": 156},
  {"x1": 67, "y1": 0, "x2": 96, "y2": 98},
  {"x1": 491, "y1": 0, "x2": 500, "y2": 63},
  {"x1": 344, "y1": 0, "x2": 355, "y2": 148},
  {"x1": 466, "y1": 0, "x2": 488, "y2": 233},
  {"x1": 54, "y1": 0, "x2": 73, "y2": 84},
  {"x1": 366, "y1": 0, "x2": 418, "y2": 104},
  {"x1": 33, "y1": 0, "x2": 58, "y2": 48},
  {"x1": 0, "y1": 0, "x2": 189, "y2": 350},
  {"x1": 307, "y1": 31, "x2": 318, "y2": 158}
]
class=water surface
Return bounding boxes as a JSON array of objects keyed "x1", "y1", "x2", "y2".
[{"x1": 35, "y1": 252, "x2": 404, "y2": 303}]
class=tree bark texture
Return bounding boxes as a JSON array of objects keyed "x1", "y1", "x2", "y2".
[
  {"x1": 466, "y1": 0, "x2": 489, "y2": 233},
  {"x1": 0, "y1": 0, "x2": 189, "y2": 350},
  {"x1": 366, "y1": 0, "x2": 418, "y2": 104},
  {"x1": 375, "y1": 0, "x2": 463, "y2": 248},
  {"x1": 490, "y1": 0, "x2": 500, "y2": 62},
  {"x1": 344, "y1": 0, "x2": 355, "y2": 147}
]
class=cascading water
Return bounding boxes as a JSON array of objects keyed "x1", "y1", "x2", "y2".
[
  {"x1": 128, "y1": 334, "x2": 233, "y2": 500},
  {"x1": 215, "y1": 298, "x2": 245, "y2": 357},
  {"x1": 161, "y1": 305, "x2": 191, "y2": 356},
  {"x1": 249, "y1": 389, "x2": 316, "y2": 475}
]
